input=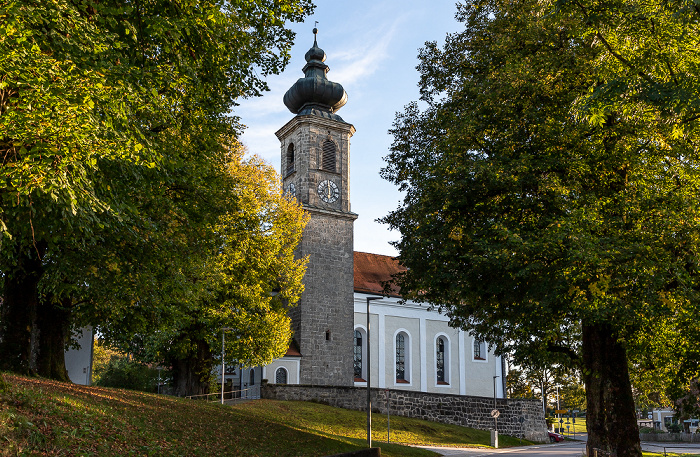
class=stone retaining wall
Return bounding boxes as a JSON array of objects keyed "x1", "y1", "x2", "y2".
[
  {"x1": 640, "y1": 433, "x2": 700, "y2": 442},
  {"x1": 261, "y1": 383, "x2": 548, "y2": 442}
]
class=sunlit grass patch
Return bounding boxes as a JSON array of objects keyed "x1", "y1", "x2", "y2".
[{"x1": 643, "y1": 453, "x2": 700, "y2": 457}]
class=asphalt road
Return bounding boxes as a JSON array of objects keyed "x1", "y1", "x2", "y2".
[
  {"x1": 420, "y1": 435, "x2": 700, "y2": 457},
  {"x1": 420, "y1": 441, "x2": 586, "y2": 457}
]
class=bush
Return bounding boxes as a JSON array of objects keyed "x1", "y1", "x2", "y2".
[
  {"x1": 668, "y1": 423, "x2": 683, "y2": 433},
  {"x1": 94, "y1": 356, "x2": 161, "y2": 392}
]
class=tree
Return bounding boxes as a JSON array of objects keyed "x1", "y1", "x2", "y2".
[
  {"x1": 506, "y1": 368, "x2": 536, "y2": 399},
  {"x1": 381, "y1": 1, "x2": 700, "y2": 456},
  {"x1": 97, "y1": 147, "x2": 308, "y2": 396},
  {"x1": 0, "y1": 0, "x2": 313, "y2": 376}
]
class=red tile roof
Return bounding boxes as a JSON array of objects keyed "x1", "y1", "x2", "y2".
[
  {"x1": 353, "y1": 251, "x2": 406, "y2": 297},
  {"x1": 284, "y1": 339, "x2": 302, "y2": 357}
]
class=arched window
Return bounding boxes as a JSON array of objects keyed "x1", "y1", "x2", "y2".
[
  {"x1": 474, "y1": 339, "x2": 486, "y2": 361},
  {"x1": 286, "y1": 143, "x2": 295, "y2": 174},
  {"x1": 275, "y1": 367, "x2": 288, "y2": 385},
  {"x1": 322, "y1": 139, "x2": 336, "y2": 172},
  {"x1": 249, "y1": 369, "x2": 255, "y2": 385},
  {"x1": 436, "y1": 337, "x2": 446, "y2": 383},
  {"x1": 396, "y1": 332, "x2": 409, "y2": 382},
  {"x1": 354, "y1": 329, "x2": 363, "y2": 380}
]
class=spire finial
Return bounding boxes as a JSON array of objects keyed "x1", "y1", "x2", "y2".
[{"x1": 313, "y1": 21, "x2": 318, "y2": 46}]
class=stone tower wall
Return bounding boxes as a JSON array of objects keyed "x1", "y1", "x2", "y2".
[
  {"x1": 296, "y1": 212, "x2": 355, "y2": 385},
  {"x1": 277, "y1": 115, "x2": 357, "y2": 387}
]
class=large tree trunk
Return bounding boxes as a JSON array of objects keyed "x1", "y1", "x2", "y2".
[
  {"x1": 170, "y1": 335, "x2": 213, "y2": 397},
  {"x1": 35, "y1": 295, "x2": 71, "y2": 381},
  {"x1": 0, "y1": 244, "x2": 45, "y2": 374},
  {"x1": 583, "y1": 323, "x2": 641, "y2": 457}
]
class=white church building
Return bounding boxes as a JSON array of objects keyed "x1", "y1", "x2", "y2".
[{"x1": 262, "y1": 251, "x2": 506, "y2": 398}]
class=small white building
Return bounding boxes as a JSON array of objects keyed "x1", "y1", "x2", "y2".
[{"x1": 64, "y1": 326, "x2": 94, "y2": 385}]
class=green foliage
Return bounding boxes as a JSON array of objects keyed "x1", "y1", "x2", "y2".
[
  {"x1": 668, "y1": 423, "x2": 683, "y2": 434},
  {"x1": 381, "y1": 0, "x2": 700, "y2": 454},
  {"x1": 96, "y1": 144, "x2": 309, "y2": 395},
  {"x1": 507, "y1": 368, "x2": 536, "y2": 399},
  {"x1": 560, "y1": 380, "x2": 586, "y2": 412},
  {"x1": 93, "y1": 357, "x2": 160, "y2": 393},
  {"x1": 90, "y1": 339, "x2": 123, "y2": 385},
  {"x1": 0, "y1": 0, "x2": 314, "y2": 377}
]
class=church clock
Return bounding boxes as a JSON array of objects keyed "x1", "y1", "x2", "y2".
[
  {"x1": 317, "y1": 180, "x2": 339, "y2": 203},
  {"x1": 286, "y1": 182, "x2": 296, "y2": 198}
]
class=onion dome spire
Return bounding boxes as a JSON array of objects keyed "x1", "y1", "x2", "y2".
[{"x1": 283, "y1": 28, "x2": 348, "y2": 121}]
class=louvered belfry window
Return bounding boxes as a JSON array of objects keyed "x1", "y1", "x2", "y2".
[{"x1": 322, "y1": 139, "x2": 336, "y2": 172}]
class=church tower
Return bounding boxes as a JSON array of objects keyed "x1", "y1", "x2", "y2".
[{"x1": 276, "y1": 29, "x2": 356, "y2": 386}]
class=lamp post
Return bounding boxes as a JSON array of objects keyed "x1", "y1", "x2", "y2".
[
  {"x1": 221, "y1": 327, "x2": 232, "y2": 404},
  {"x1": 492, "y1": 374, "x2": 500, "y2": 448},
  {"x1": 157, "y1": 366, "x2": 163, "y2": 395},
  {"x1": 493, "y1": 375, "x2": 500, "y2": 428},
  {"x1": 366, "y1": 296, "x2": 382, "y2": 449}
]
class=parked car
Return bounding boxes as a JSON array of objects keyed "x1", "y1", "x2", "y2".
[{"x1": 548, "y1": 431, "x2": 565, "y2": 443}]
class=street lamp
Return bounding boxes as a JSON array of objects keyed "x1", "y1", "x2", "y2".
[
  {"x1": 366, "y1": 296, "x2": 382, "y2": 449},
  {"x1": 492, "y1": 374, "x2": 500, "y2": 448},
  {"x1": 221, "y1": 327, "x2": 233, "y2": 404}
]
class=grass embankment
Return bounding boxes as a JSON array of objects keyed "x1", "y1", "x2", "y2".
[
  {"x1": 0, "y1": 374, "x2": 532, "y2": 456},
  {"x1": 645, "y1": 454, "x2": 700, "y2": 457}
]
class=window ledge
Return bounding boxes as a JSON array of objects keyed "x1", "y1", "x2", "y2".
[
  {"x1": 437, "y1": 381, "x2": 449, "y2": 385},
  {"x1": 354, "y1": 377, "x2": 366, "y2": 383},
  {"x1": 395, "y1": 379, "x2": 410, "y2": 384}
]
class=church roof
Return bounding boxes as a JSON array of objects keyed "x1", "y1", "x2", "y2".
[
  {"x1": 353, "y1": 251, "x2": 406, "y2": 297},
  {"x1": 284, "y1": 339, "x2": 302, "y2": 357}
]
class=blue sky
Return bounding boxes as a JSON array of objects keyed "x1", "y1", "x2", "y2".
[{"x1": 235, "y1": 1, "x2": 463, "y2": 256}]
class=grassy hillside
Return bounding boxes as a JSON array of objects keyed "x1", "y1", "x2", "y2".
[{"x1": 0, "y1": 374, "x2": 531, "y2": 456}]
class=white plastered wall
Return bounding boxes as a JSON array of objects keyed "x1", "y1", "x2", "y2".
[{"x1": 354, "y1": 293, "x2": 504, "y2": 398}]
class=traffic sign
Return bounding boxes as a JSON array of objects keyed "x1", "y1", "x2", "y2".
[
  {"x1": 491, "y1": 409, "x2": 500, "y2": 418},
  {"x1": 555, "y1": 409, "x2": 568, "y2": 414}
]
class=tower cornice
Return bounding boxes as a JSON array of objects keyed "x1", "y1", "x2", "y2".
[
  {"x1": 302, "y1": 204, "x2": 359, "y2": 221},
  {"x1": 275, "y1": 114, "x2": 356, "y2": 141}
]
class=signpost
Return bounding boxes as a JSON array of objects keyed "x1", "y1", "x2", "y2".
[
  {"x1": 519, "y1": 416, "x2": 525, "y2": 445},
  {"x1": 491, "y1": 409, "x2": 500, "y2": 448}
]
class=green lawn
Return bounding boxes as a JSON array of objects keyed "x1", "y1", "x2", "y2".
[
  {"x1": 587, "y1": 447, "x2": 700, "y2": 457},
  {"x1": 0, "y1": 374, "x2": 533, "y2": 456},
  {"x1": 553, "y1": 415, "x2": 587, "y2": 434}
]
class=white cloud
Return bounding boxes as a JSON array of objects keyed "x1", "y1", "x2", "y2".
[{"x1": 331, "y1": 15, "x2": 407, "y2": 87}]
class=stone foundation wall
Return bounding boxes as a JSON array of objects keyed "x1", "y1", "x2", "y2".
[
  {"x1": 261, "y1": 383, "x2": 548, "y2": 442},
  {"x1": 640, "y1": 433, "x2": 700, "y2": 443}
]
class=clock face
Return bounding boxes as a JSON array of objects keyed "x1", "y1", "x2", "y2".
[
  {"x1": 317, "y1": 180, "x2": 339, "y2": 203},
  {"x1": 285, "y1": 182, "x2": 296, "y2": 198}
]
